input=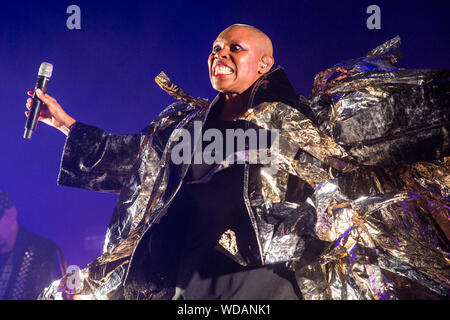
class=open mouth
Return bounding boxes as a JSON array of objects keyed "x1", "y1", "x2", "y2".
[{"x1": 213, "y1": 63, "x2": 234, "y2": 77}]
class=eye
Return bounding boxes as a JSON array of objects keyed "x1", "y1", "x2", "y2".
[
  {"x1": 230, "y1": 44, "x2": 243, "y2": 52},
  {"x1": 212, "y1": 45, "x2": 222, "y2": 53}
]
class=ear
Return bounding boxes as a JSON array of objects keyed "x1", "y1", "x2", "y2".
[{"x1": 258, "y1": 55, "x2": 275, "y2": 74}]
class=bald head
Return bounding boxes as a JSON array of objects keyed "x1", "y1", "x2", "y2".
[
  {"x1": 221, "y1": 24, "x2": 274, "y2": 57},
  {"x1": 208, "y1": 24, "x2": 275, "y2": 94}
]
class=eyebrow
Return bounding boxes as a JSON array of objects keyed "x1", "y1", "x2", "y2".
[{"x1": 212, "y1": 40, "x2": 248, "y2": 49}]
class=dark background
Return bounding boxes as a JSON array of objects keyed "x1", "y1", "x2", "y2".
[{"x1": 1, "y1": 0, "x2": 449, "y2": 268}]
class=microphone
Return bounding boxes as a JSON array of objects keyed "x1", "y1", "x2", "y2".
[{"x1": 24, "y1": 62, "x2": 53, "y2": 139}]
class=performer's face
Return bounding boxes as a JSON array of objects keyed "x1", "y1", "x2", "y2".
[{"x1": 208, "y1": 26, "x2": 267, "y2": 94}]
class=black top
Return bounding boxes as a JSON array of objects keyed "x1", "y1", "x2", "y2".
[
  {"x1": 170, "y1": 112, "x2": 301, "y2": 299},
  {"x1": 0, "y1": 225, "x2": 64, "y2": 300}
]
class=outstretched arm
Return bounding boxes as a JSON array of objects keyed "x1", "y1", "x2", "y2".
[{"x1": 25, "y1": 89, "x2": 142, "y2": 193}]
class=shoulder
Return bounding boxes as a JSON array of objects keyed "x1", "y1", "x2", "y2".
[
  {"x1": 18, "y1": 226, "x2": 60, "y2": 255},
  {"x1": 141, "y1": 101, "x2": 204, "y2": 134},
  {"x1": 157, "y1": 101, "x2": 203, "y2": 122}
]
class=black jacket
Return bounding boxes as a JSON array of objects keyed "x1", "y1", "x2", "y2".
[{"x1": 0, "y1": 225, "x2": 65, "y2": 300}]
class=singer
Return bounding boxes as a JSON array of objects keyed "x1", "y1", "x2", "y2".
[{"x1": 26, "y1": 24, "x2": 449, "y2": 300}]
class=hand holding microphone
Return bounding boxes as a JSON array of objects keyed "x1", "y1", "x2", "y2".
[{"x1": 24, "y1": 62, "x2": 76, "y2": 137}]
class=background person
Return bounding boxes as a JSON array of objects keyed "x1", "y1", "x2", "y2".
[{"x1": 0, "y1": 190, "x2": 67, "y2": 300}]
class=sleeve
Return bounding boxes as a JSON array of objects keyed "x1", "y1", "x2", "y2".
[
  {"x1": 334, "y1": 77, "x2": 450, "y2": 166},
  {"x1": 310, "y1": 36, "x2": 450, "y2": 167},
  {"x1": 57, "y1": 122, "x2": 142, "y2": 193}
]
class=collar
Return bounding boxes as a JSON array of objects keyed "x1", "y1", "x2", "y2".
[{"x1": 208, "y1": 66, "x2": 312, "y2": 120}]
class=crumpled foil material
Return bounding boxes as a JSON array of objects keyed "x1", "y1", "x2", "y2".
[
  {"x1": 40, "y1": 36, "x2": 449, "y2": 300},
  {"x1": 288, "y1": 36, "x2": 450, "y2": 299}
]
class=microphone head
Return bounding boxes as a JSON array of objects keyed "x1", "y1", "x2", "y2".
[{"x1": 38, "y1": 62, "x2": 53, "y2": 78}]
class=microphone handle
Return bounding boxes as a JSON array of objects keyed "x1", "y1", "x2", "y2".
[{"x1": 24, "y1": 76, "x2": 50, "y2": 139}]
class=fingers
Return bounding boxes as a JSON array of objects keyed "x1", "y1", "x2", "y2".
[
  {"x1": 25, "y1": 111, "x2": 45, "y2": 122},
  {"x1": 25, "y1": 97, "x2": 50, "y2": 120},
  {"x1": 35, "y1": 89, "x2": 58, "y2": 111},
  {"x1": 36, "y1": 88, "x2": 57, "y2": 102},
  {"x1": 35, "y1": 88, "x2": 48, "y2": 102},
  {"x1": 26, "y1": 91, "x2": 51, "y2": 113},
  {"x1": 25, "y1": 89, "x2": 75, "y2": 132}
]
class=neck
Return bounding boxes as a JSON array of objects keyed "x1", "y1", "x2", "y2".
[{"x1": 220, "y1": 85, "x2": 254, "y2": 121}]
